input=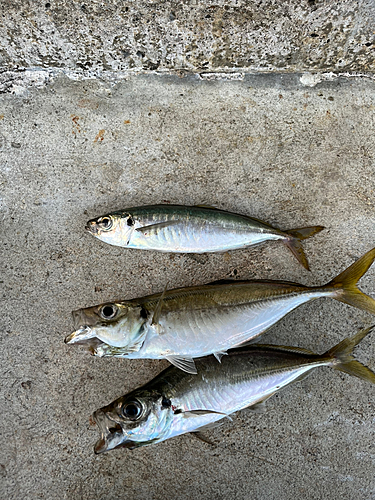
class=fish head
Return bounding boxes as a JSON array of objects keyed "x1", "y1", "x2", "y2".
[
  {"x1": 65, "y1": 301, "x2": 148, "y2": 350},
  {"x1": 93, "y1": 389, "x2": 173, "y2": 453},
  {"x1": 85, "y1": 212, "x2": 134, "y2": 247}
]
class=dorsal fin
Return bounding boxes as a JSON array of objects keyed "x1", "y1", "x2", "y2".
[
  {"x1": 227, "y1": 343, "x2": 316, "y2": 357},
  {"x1": 205, "y1": 279, "x2": 238, "y2": 286},
  {"x1": 194, "y1": 204, "x2": 219, "y2": 210},
  {"x1": 205, "y1": 279, "x2": 306, "y2": 287}
]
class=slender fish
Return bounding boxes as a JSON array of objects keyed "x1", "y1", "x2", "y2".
[
  {"x1": 66, "y1": 248, "x2": 375, "y2": 374},
  {"x1": 85, "y1": 204, "x2": 324, "y2": 269},
  {"x1": 92, "y1": 326, "x2": 375, "y2": 453}
]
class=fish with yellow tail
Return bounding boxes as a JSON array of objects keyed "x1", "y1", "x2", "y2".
[
  {"x1": 65, "y1": 248, "x2": 375, "y2": 374},
  {"x1": 92, "y1": 326, "x2": 375, "y2": 453}
]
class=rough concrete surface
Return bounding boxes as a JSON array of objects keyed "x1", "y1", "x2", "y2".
[
  {"x1": 1, "y1": 73, "x2": 375, "y2": 499},
  {"x1": 0, "y1": 0, "x2": 375, "y2": 78}
]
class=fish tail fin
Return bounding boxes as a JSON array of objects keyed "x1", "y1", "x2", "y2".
[
  {"x1": 324, "y1": 325, "x2": 375, "y2": 383},
  {"x1": 283, "y1": 226, "x2": 325, "y2": 270},
  {"x1": 326, "y1": 248, "x2": 375, "y2": 314}
]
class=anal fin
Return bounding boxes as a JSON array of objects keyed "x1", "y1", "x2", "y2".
[
  {"x1": 244, "y1": 392, "x2": 277, "y2": 413},
  {"x1": 293, "y1": 370, "x2": 312, "y2": 383},
  {"x1": 190, "y1": 432, "x2": 215, "y2": 446},
  {"x1": 195, "y1": 420, "x2": 225, "y2": 432}
]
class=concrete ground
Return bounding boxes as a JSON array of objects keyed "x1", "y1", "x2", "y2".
[{"x1": 1, "y1": 72, "x2": 375, "y2": 499}]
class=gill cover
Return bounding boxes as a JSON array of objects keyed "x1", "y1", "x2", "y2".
[{"x1": 86, "y1": 212, "x2": 135, "y2": 247}]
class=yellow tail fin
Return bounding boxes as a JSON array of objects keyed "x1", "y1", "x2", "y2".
[
  {"x1": 325, "y1": 326, "x2": 375, "y2": 383},
  {"x1": 326, "y1": 248, "x2": 375, "y2": 314}
]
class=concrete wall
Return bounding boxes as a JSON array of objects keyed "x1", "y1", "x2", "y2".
[
  {"x1": 1, "y1": 2, "x2": 375, "y2": 499},
  {"x1": 1, "y1": 0, "x2": 374, "y2": 78}
]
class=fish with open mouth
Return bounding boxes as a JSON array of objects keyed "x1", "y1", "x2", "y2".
[
  {"x1": 92, "y1": 326, "x2": 375, "y2": 453},
  {"x1": 85, "y1": 204, "x2": 324, "y2": 270},
  {"x1": 65, "y1": 248, "x2": 375, "y2": 374}
]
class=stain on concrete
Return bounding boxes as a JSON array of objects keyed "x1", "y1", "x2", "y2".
[{"x1": 94, "y1": 129, "x2": 105, "y2": 142}]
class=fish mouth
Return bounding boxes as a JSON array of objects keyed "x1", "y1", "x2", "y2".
[
  {"x1": 93, "y1": 409, "x2": 132, "y2": 454},
  {"x1": 66, "y1": 311, "x2": 111, "y2": 350},
  {"x1": 85, "y1": 220, "x2": 98, "y2": 235},
  {"x1": 64, "y1": 325, "x2": 94, "y2": 344},
  {"x1": 94, "y1": 437, "x2": 107, "y2": 454},
  {"x1": 65, "y1": 309, "x2": 99, "y2": 344},
  {"x1": 94, "y1": 438, "x2": 135, "y2": 454},
  {"x1": 94, "y1": 437, "x2": 137, "y2": 455}
]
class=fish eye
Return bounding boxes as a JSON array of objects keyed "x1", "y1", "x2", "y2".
[
  {"x1": 100, "y1": 304, "x2": 118, "y2": 320},
  {"x1": 97, "y1": 216, "x2": 113, "y2": 230},
  {"x1": 127, "y1": 216, "x2": 134, "y2": 227},
  {"x1": 122, "y1": 400, "x2": 143, "y2": 420}
]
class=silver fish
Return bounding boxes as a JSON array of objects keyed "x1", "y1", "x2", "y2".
[
  {"x1": 85, "y1": 204, "x2": 324, "y2": 269},
  {"x1": 65, "y1": 248, "x2": 375, "y2": 374},
  {"x1": 92, "y1": 326, "x2": 375, "y2": 453}
]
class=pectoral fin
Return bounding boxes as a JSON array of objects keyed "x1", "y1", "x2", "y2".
[
  {"x1": 135, "y1": 220, "x2": 182, "y2": 234},
  {"x1": 180, "y1": 409, "x2": 228, "y2": 419},
  {"x1": 151, "y1": 283, "x2": 168, "y2": 326},
  {"x1": 183, "y1": 409, "x2": 225, "y2": 417},
  {"x1": 166, "y1": 355, "x2": 197, "y2": 374}
]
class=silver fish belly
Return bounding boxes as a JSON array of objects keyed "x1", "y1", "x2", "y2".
[{"x1": 132, "y1": 288, "x2": 328, "y2": 359}]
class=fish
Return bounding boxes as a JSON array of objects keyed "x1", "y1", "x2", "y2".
[
  {"x1": 65, "y1": 248, "x2": 375, "y2": 374},
  {"x1": 85, "y1": 204, "x2": 324, "y2": 270},
  {"x1": 92, "y1": 326, "x2": 375, "y2": 453}
]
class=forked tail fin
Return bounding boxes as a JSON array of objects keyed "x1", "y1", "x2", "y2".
[
  {"x1": 326, "y1": 248, "x2": 375, "y2": 315},
  {"x1": 325, "y1": 326, "x2": 375, "y2": 383},
  {"x1": 284, "y1": 226, "x2": 325, "y2": 270}
]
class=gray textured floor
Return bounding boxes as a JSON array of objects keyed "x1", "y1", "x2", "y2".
[{"x1": 1, "y1": 73, "x2": 375, "y2": 499}]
